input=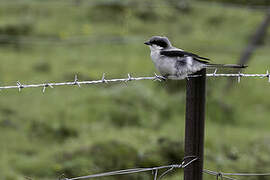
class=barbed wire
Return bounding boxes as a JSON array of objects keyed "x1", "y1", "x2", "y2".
[
  {"x1": 60, "y1": 156, "x2": 198, "y2": 180},
  {"x1": 204, "y1": 169, "x2": 270, "y2": 180},
  {"x1": 56, "y1": 156, "x2": 270, "y2": 180},
  {"x1": 206, "y1": 69, "x2": 270, "y2": 83},
  {"x1": 0, "y1": 73, "x2": 161, "y2": 93},
  {"x1": 1, "y1": 71, "x2": 270, "y2": 92}
]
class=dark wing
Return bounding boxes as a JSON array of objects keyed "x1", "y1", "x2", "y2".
[{"x1": 160, "y1": 50, "x2": 210, "y2": 64}]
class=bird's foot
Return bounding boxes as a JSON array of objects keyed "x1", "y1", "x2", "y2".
[{"x1": 154, "y1": 73, "x2": 167, "y2": 81}]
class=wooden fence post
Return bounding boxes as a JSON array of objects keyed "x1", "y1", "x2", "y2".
[{"x1": 184, "y1": 69, "x2": 206, "y2": 180}]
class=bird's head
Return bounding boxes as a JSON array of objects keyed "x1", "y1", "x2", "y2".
[{"x1": 144, "y1": 36, "x2": 172, "y2": 51}]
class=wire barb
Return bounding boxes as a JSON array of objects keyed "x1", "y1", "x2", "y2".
[
  {"x1": 74, "y1": 74, "x2": 81, "y2": 87},
  {"x1": 127, "y1": 73, "x2": 132, "y2": 82},
  {"x1": 42, "y1": 84, "x2": 47, "y2": 93},
  {"x1": 101, "y1": 73, "x2": 108, "y2": 84},
  {"x1": 237, "y1": 72, "x2": 243, "y2": 83},
  {"x1": 266, "y1": 70, "x2": 270, "y2": 82},
  {"x1": 213, "y1": 69, "x2": 218, "y2": 77},
  {"x1": 182, "y1": 157, "x2": 198, "y2": 168},
  {"x1": 216, "y1": 172, "x2": 223, "y2": 180},
  {"x1": 153, "y1": 169, "x2": 158, "y2": 180},
  {"x1": 157, "y1": 167, "x2": 174, "y2": 180},
  {"x1": 154, "y1": 73, "x2": 166, "y2": 81},
  {"x1": 58, "y1": 174, "x2": 68, "y2": 180},
  {"x1": 204, "y1": 169, "x2": 237, "y2": 180},
  {"x1": 154, "y1": 73, "x2": 162, "y2": 82},
  {"x1": 16, "y1": 81, "x2": 23, "y2": 92},
  {"x1": 42, "y1": 83, "x2": 54, "y2": 93},
  {"x1": 123, "y1": 73, "x2": 133, "y2": 86}
]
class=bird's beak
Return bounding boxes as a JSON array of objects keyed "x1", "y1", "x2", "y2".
[{"x1": 144, "y1": 41, "x2": 151, "y2": 45}]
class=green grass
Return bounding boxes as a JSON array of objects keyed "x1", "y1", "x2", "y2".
[{"x1": 0, "y1": 0, "x2": 270, "y2": 180}]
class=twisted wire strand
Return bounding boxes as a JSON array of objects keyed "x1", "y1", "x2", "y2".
[
  {"x1": 204, "y1": 169, "x2": 270, "y2": 180},
  {"x1": 0, "y1": 71, "x2": 270, "y2": 92},
  {"x1": 223, "y1": 172, "x2": 270, "y2": 176},
  {"x1": 203, "y1": 169, "x2": 237, "y2": 180},
  {"x1": 63, "y1": 157, "x2": 198, "y2": 180}
]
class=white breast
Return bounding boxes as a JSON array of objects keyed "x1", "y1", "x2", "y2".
[{"x1": 150, "y1": 49, "x2": 176, "y2": 76}]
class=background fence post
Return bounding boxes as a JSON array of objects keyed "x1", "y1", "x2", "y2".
[{"x1": 184, "y1": 69, "x2": 206, "y2": 180}]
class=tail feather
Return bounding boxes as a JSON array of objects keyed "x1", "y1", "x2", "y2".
[{"x1": 205, "y1": 64, "x2": 247, "y2": 69}]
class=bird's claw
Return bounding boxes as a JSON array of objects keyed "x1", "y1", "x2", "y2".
[{"x1": 154, "y1": 73, "x2": 167, "y2": 81}]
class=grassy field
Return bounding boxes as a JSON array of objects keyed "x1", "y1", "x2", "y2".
[{"x1": 0, "y1": 0, "x2": 270, "y2": 180}]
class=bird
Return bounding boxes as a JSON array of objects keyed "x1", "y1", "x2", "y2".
[{"x1": 144, "y1": 36, "x2": 247, "y2": 80}]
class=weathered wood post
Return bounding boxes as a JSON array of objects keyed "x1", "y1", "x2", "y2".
[{"x1": 184, "y1": 69, "x2": 206, "y2": 180}]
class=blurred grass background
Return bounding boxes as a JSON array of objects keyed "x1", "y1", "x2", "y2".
[{"x1": 0, "y1": 0, "x2": 270, "y2": 179}]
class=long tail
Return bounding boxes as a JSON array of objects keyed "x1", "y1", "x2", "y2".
[{"x1": 204, "y1": 64, "x2": 248, "y2": 69}]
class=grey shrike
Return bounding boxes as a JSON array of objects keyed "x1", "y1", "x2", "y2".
[{"x1": 144, "y1": 36, "x2": 246, "y2": 80}]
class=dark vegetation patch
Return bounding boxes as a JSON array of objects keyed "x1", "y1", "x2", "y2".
[
  {"x1": 28, "y1": 120, "x2": 78, "y2": 142},
  {"x1": 198, "y1": 0, "x2": 270, "y2": 6}
]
